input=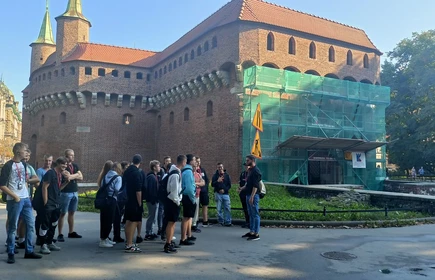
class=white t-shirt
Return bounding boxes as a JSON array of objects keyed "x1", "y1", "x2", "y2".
[{"x1": 7, "y1": 162, "x2": 29, "y2": 200}]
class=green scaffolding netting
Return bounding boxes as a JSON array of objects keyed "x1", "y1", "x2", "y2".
[{"x1": 243, "y1": 66, "x2": 390, "y2": 190}]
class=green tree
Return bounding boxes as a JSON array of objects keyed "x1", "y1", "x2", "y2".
[{"x1": 382, "y1": 30, "x2": 435, "y2": 173}]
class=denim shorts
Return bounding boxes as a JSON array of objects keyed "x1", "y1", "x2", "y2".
[{"x1": 59, "y1": 192, "x2": 79, "y2": 214}]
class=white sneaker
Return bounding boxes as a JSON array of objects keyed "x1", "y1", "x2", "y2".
[
  {"x1": 48, "y1": 243, "x2": 61, "y2": 251},
  {"x1": 40, "y1": 244, "x2": 51, "y2": 254},
  {"x1": 107, "y1": 239, "x2": 116, "y2": 245},
  {"x1": 99, "y1": 239, "x2": 113, "y2": 248}
]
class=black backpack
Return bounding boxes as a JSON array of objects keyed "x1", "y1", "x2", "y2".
[
  {"x1": 117, "y1": 178, "x2": 128, "y2": 205},
  {"x1": 158, "y1": 169, "x2": 183, "y2": 201},
  {"x1": 94, "y1": 175, "x2": 119, "y2": 210}
]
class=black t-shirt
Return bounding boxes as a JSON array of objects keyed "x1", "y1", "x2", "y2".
[
  {"x1": 245, "y1": 166, "x2": 262, "y2": 196},
  {"x1": 34, "y1": 169, "x2": 61, "y2": 210},
  {"x1": 123, "y1": 165, "x2": 143, "y2": 207},
  {"x1": 62, "y1": 163, "x2": 80, "y2": 193}
]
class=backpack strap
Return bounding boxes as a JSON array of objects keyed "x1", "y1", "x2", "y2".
[{"x1": 102, "y1": 175, "x2": 119, "y2": 198}]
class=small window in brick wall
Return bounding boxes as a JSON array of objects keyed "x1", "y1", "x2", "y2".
[
  {"x1": 98, "y1": 68, "x2": 105, "y2": 76},
  {"x1": 112, "y1": 70, "x2": 119, "y2": 77},
  {"x1": 61, "y1": 69, "x2": 65, "y2": 76},
  {"x1": 123, "y1": 114, "x2": 132, "y2": 125},
  {"x1": 137, "y1": 72, "x2": 143, "y2": 79},
  {"x1": 207, "y1": 100, "x2": 213, "y2": 117},
  {"x1": 204, "y1": 41, "x2": 209, "y2": 52},
  {"x1": 70, "y1": 67, "x2": 76, "y2": 75},
  {"x1": 184, "y1": 107, "x2": 190, "y2": 121},
  {"x1": 59, "y1": 112, "x2": 66, "y2": 124},
  {"x1": 85, "y1": 67, "x2": 92, "y2": 75},
  {"x1": 147, "y1": 74, "x2": 151, "y2": 81},
  {"x1": 157, "y1": 115, "x2": 162, "y2": 127},
  {"x1": 54, "y1": 70, "x2": 58, "y2": 77},
  {"x1": 169, "y1": 112, "x2": 174, "y2": 125},
  {"x1": 124, "y1": 71, "x2": 131, "y2": 78},
  {"x1": 173, "y1": 60, "x2": 177, "y2": 69},
  {"x1": 212, "y1": 36, "x2": 217, "y2": 48},
  {"x1": 41, "y1": 115, "x2": 45, "y2": 127}
]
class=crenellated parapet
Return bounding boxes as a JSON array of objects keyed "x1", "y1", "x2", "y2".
[{"x1": 23, "y1": 69, "x2": 233, "y2": 114}]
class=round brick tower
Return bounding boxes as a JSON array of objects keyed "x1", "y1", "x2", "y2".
[{"x1": 22, "y1": 0, "x2": 155, "y2": 181}]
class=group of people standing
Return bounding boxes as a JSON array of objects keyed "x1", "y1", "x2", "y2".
[
  {"x1": 0, "y1": 142, "x2": 83, "y2": 264},
  {"x1": 0, "y1": 142, "x2": 263, "y2": 263},
  {"x1": 97, "y1": 153, "x2": 263, "y2": 254}
]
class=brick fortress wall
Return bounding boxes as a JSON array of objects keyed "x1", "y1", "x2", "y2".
[{"x1": 22, "y1": 18, "x2": 381, "y2": 182}]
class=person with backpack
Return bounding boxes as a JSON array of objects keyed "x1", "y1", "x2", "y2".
[
  {"x1": 144, "y1": 160, "x2": 161, "y2": 241},
  {"x1": 163, "y1": 155, "x2": 186, "y2": 253},
  {"x1": 33, "y1": 157, "x2": 70, "y2": 254},
  {"x1": 157, "y1": 156, "x2": 171, "y2": 239},
  {"x1": 0, "y1": 143, "x2": 42, "y2": 264},
  {"x1": 112, "y1": 161, "x2": 130, "y2": 243},
  {"x1": 98, "y1": 162, "x2": 123, "y2": 248}
]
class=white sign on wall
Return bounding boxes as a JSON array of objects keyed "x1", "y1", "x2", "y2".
[{"x1": 352, "y1": 152, "x2": 366, "y2": 168}]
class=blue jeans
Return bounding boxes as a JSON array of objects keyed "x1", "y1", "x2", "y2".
[
  {"x1": 215, "y1": 193, "x2": 231, "y2": 224},
  {"x1": 146, "y1": 202, "x2": 158, "y2": 235},
  {"x1": 6, "y1": 198, "x2": 35, "y2": 255},
  {"x1": 246, "y1": 194, "x2": 260, "y2": 234}
]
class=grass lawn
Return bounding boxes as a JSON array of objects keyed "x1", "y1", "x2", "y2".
[{"x1": 78, "y1": 185, "x2": 430, "y2": 222}]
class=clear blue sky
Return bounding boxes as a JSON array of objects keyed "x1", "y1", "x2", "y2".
[{"x1": 1, "y1": 0, "x2": 434, "y2": 105}]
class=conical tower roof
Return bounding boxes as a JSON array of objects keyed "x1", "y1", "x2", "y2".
[
  {"x1": 33, "y1": 0, "x2": 55, "y2": 45},
  {"x1": 60, "y1": 0, "x2": 90, "y2": 23}
]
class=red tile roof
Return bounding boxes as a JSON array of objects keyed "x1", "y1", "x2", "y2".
[
  {"x1": 62, "y1": 43, "x2": 157, "y2": 67},
  {"x1": 239, "y1": 0, "x2": 379, "y2": 52},
  {"x1": 61, "y1": 0, "x2": 380, "y2": 67}
]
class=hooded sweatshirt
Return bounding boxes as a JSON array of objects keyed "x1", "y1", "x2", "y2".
[
  {"x1": 167, "y1": 165, "x2": 182, "y2": 206},
  {"x1": 145, "y1": 171, "x2": 159, "y2": 204},
  {"x1": 181, "y1": 164, "x2": 196, "y2": 204},
  {"x1": 102, "y1": 170, "x2": 122, "y2": 199}
]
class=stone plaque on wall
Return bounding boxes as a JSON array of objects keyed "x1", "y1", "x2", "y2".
[{"x1": 76, "y1": 126, "x2": 91, "y2": 133}]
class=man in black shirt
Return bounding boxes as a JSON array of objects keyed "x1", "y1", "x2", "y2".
[
  {"x1": 57, "y1": 149, "x2": 83, "y2": 242},
  {"x1": 240, "y1": 155, "x2": 262, "y2": 241},
  {"x1": 123, "y1": 154, "x2": 144, "y2": 253},
  {"x1": 34, "y1": 157, "x2": 70, "y2": 254},
  {"x1": 237, "y1": 164, "x2": 250, "y2": 228}
]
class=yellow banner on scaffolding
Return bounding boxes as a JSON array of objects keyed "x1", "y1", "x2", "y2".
[
  {"x1": 252, "y1": 103, "x2": 263, "y2": 132},
  {"x1": 251, "y1": 130, "x2": 262, "y2": 159}
]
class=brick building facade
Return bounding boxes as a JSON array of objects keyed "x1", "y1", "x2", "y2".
[{"x1": 22, "y1": 0, "x2": 382, "y2": 182}]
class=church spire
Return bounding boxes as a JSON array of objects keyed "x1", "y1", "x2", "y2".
[
  {"x1": 33, "y1": 0, "x2": 55, "y2": 45},
  {"x1": 61, "y1": 0, "x2": 90, "y2": 23}
]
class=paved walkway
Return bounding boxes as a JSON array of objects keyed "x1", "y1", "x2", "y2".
[{"x1": 1, "y1": 203, "x2": 435, "y2": 280}]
